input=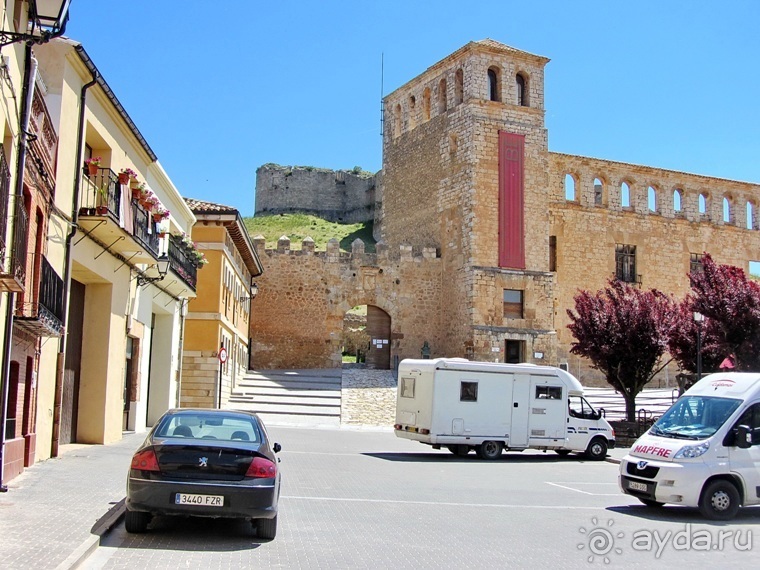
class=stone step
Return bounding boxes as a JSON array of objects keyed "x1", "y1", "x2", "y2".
[
  {"x1": 233, "y1": 387, "x2": 342, "y2": 398},
  {"x1": 236, "y1": 379, "x2": 342, "y2": 391},
  {"x1": 229, "y1": 394, "x2": 341, "y2": 407},
  {"x1": 227, "y1": 401, "x2": 340, "y2": 416},
  {"x1": 255, "y1": 412, "x2": 341, "y2": 428}
]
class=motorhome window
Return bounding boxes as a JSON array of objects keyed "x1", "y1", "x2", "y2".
[
  {"x1": 651, "y1": 396, "x2": 741, "y2": 439},
  {"x1": 400, "y1": 377, "x2": 415, "y2": 398},
  {"x1": 569, "y1": 395, "x2": 599, "y2": 419},
  {"x1": 535, "y1": 386, "x2": 562, "y2": 400},
  {"x1": 460, "y1": 381, "x2": 478, "y2": 402},
  {"x1": 729, "y1": 403, "x2": 760, "y2": 446}
]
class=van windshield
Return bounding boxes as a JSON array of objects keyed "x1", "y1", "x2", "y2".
[{"x1": 650, "y1": 396, "x2": 741, "y2": 440}]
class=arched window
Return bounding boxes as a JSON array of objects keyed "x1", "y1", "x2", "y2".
[
  {"x1": 455, "y1": 69, "x2": 463, "y2": 105},
  {"x1": 422, "y1": 88, "x2": 431, "y2": 121},
  {"x1": 438, "y1": 78, "x2": 447, "y2": 113},
  {"x1": 747, "y1": 202, "x2": 754, "y2": 229},
  {"x1": 673, "y1": 189, "x2": 682, "y2": 212},
  {"x1": 723, "y1": 197, "x2": 731, "y2": 223},
  {"x1": 593, "y1": 178, "x2": 603, "y2": 206},
  {"x1": 393, "y1": 104, "x2": 401, "y2": 139},
  {"x1": 699, "y1": 194, "x2": 707, "y2": 214},
  {"x1": 408, "y1": 95, "x2": 416, "y2": 129},
  {"x1": 648, "y1": 186, "x2": 657, "y2": 212},
  {"x1": 621, "y1": 182, "x2": 631, "y2": 208},
  {"x1": 516, "y1": 73, "x2": 528, "y2": 106},
  {"x1": 487, "y1": 67, "x2": 500, "y2": 102},
  {"x1": 565, "y1": 174, "x2": 576, "y2": 201}
]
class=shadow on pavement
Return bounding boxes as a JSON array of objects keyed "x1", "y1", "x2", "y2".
[
  {"x1": 605, "y1": 504, "x2": 760, "y2": 525},
  {"x1": 101, "y1": 516, "x2": 269, "y2": 552},
  {"x1": 362, "y1": 451, "x2": 604, "y2": 464}
]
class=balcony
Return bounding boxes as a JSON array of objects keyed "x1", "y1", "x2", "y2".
[
  {"x1": 0, "y1": 193, "x2": 28, "y2": 294},
  {"x1": 78, "y1": 167, "x2": 160, "y2": 263},
  {"x1": 15, "y1": 256, "x2": 65, "y2": 337},
  {"x1": 166, "y1": 234, "x2": 198, "y2": 293}
]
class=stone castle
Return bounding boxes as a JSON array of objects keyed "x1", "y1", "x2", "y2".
[{"x1": 250, "y1": 39, "x2": 760, "y2": 386}]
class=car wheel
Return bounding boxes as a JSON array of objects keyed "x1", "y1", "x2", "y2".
[
  {"x1": 124, "y1": 509, "x2": 151, "y2": 533},
  {"x1": 585, "y1": 438, "x2": 608, "y2": 461},
  {"x1": 554, "y1": 450, "x2": 572, "y2": 456},
  {"x1": 447, "y1": 445, "x2": 470, "y2": 456},
  {"x1": 476, "y1": 441, "x2": 503, "y2": 460},
  {"x1": 255, "y1": 515, "x2": 278, "y2": 540},
  {"x1": 699, "y1": 480, "x2": 741, "y2": 520},
  {"x1": 638, "y1": 498, "x2": 665, "y2": 508}
]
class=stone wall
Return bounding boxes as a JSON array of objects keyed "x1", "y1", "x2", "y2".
[
  {"x1": 340, "y1": 368, "x2": 397, "y2": 426},
  {"x1": 255, "y1": 164, "x2": 376, "y2": 223}
]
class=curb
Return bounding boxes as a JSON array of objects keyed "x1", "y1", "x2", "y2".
[
  {"x1": 55, "y1": 498, "x2": 126, "y2": 570},
  {"x1": 605, "y1": 456, "x2": 621, "y2": 465}
]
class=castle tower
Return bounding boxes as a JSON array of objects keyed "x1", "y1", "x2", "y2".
[{"x1": 381, "y1": 39, "x2": 556, "y2": 363}]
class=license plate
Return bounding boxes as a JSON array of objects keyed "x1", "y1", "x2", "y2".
[
  {"x1": 175, "y1": 493, "x2": 224, "y2": 507},
  {"x1": 627, "y1": 480, "x2": 648, "y2": 492}
]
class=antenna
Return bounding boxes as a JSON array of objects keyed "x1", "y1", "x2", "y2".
[{"x1": 380, "y1": 52, "x2": 384, "y2": 137}]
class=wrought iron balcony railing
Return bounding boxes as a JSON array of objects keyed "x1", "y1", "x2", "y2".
[
  {"x1": 0, "y1": 145, "x2": 9, "y2": 260},
  {"x1": 0, "y1": 196, "x2": 29, "y2": 292},
  {"x1": 79, "y1": 166, "x2": 160, "y2": 259},
  {"x1": 15, "y1": 256, "x2": 65, "y2": 337},
  {"x1": 168, "y1": 234, "x2": 198, "y2": 291}
]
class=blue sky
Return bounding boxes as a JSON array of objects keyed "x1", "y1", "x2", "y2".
[{"x1": 65, "y1": 1, "x2": 760, "y2": 216}]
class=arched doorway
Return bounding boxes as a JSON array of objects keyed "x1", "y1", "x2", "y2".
[{"x1": 341, "y1": 305, "x2": 391, "y2": 369}]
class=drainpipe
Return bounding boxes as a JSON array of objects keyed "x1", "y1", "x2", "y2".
[
  {"x1": 0, "y1": 44, "x2": 37, "y2": 491},
  {"x1": 50, "y1": 68, "x2": 98, "y2": 458}
]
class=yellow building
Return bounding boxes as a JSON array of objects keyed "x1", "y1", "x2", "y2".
[{"x1": 181, "y1": 199, "x2": 263, "y2": 408}]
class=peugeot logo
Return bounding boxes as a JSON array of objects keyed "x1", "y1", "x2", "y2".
[
  {"x1": 198, "y1": 457, "x2": 208, "y2": 468},
  {"x1": 637, "y1": 460, "x2": 648, "y2": 470}
]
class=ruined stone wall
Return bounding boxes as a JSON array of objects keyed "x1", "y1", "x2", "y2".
[
  {"x1": 255, "y1": 164, "x2": 376, "y2": 223},
  {"x1": 250, "y1": 237, "x2": 445, "y2": 369}
]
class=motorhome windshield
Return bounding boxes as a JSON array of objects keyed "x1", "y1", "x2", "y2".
[{"x1": 650, "y1": 396, "x2": 741, "y2": 440}]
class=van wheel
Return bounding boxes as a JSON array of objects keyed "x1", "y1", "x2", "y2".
[
  {"x1": 585, "y1": 438, "x2": 608, "y2": 461},
  {"x1": 476, "y1": 441, "x2": 503, "y2": 460},
  {"x1": 699, "y1": 480, "x2": 740, "y2": 520},
  {"x1": 447, "y1": 445, "x2": 470, "y2": 456}
]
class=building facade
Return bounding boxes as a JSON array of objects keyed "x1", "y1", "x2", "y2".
[
  {"x1": 250, "y1": 39, "x2": 760, "y2": 385},
  {"x1": 181, "y1": 199, "x2": 263, "y2": 409}
]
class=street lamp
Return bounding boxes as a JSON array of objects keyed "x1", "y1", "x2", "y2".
[
  {"x1": 694, "y1": 311, "x2": 705, "y2": 381},
  {"x1": 136, "y1": 256, "x2": 170, "y2": 287},
  {"x1": 0, "y1": 0, "x2": 72, "y2": 47}
]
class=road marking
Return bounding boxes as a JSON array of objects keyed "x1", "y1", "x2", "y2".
[
  {"x1": 281, "y1": 495, "x2": 607, "y2": 509},
  {"x1": 545, "y1": 482, "x2": 623, "y2": 496}
]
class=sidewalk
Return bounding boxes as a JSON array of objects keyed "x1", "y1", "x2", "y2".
[{"x1": 0, "y1": 431, "x2": 145, "y2": 570}]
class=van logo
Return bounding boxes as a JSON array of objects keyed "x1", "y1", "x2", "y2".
[
  {"x1": 198, "y1": 457, "x2": 208, "y2": 468},
  {"x1": 710, "y1": 379, "x2": 736, "y2": 390},
  {"x1": 637, "y1": 461, "x2": 648, "y2": 470}
]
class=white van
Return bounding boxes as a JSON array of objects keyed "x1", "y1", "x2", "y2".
[
  {"x1": 619, "y1": 372, "x2": 760, "y2": 520},
  {"x1": 393, "y1": 358, "x2": 615, "y2": 460}
]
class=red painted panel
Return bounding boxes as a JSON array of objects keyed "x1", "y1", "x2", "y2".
[{"x1": 498, "y1": 132, "x2": 525, "y2": 268}]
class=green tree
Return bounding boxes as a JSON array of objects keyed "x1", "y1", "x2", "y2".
[{"x1": 567, "y1": 280, "x2": 674, "y2": 421}]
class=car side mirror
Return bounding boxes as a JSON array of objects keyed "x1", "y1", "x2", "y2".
[
  {"x1": 273, "y1": 442, "x2": 282, "y2": 454},
  {"x1": 736, "y1": 425, "x2": 752, "y2": 449}
]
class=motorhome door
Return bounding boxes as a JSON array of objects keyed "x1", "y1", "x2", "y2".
[{"x1": 511, "y1": 374, "x2": 531, "y2": 446}]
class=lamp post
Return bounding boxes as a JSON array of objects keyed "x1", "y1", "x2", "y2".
[
  {"x1": 0, "y1": 0, "x2": 72, "y2": 47},
  {"x1": 694, "y1": 312, "x2": 705, "y2": 381},
  {"x1": 136, "y1": 256, "x2": 170, "y2": 287}
]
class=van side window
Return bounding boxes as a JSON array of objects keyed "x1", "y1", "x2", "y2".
[
  {"x1": 729, "y1": 403, "x2": 760, "y2": 446},
  {"x1": 400, "y1": 377, "x2": 415, "y2": 398},
  {"x1": 535, "y1": 386, "x2": 562, "y2": 400},
  {"x1": 460, "y1": 381, "x2": 478, "y2": 402}
]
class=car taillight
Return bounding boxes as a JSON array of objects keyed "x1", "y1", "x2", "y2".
[
  {"x1": 245, "y1": 456, "x2": 277, "y2": 478},
  {"x1": 131, "y1": 448, "x2": 160, "y2": 472}
]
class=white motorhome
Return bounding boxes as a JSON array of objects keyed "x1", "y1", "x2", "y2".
[
  {"x1": 620, "y1": 372, "x2": 760, "y2": 520},
  {"x1": 393, "y1": 358, "x2": 615, "y2": 460}
]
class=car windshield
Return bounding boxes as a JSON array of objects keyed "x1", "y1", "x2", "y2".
[
  {"x1": 154, "y1": 413, "x2": 261, "y2": 443},
  {"x1": 650, "y1": 396, "x2": 741, "y2": 440}
]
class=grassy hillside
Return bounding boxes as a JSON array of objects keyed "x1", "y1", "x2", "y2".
[{"x1": 243, "y1": 213, "x2": 376, "y2": 253}]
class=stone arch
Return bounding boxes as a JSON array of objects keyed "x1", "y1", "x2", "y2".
[
  {"x1": 593, "y1": 177, "x2": 605, "y2": 206},
  {"x1": 723, "y1": 196, "x2": 733, "y2": 224},
  {"x1": 673, "y1": 188, "x2": 683, "y2": 214},
  {"x1": 487, "y1": 66, "x2": 501, "y2": 102},
  {"x1": 564, "y1": 173, "x2": 577, "y2": 201},
  {"x1": 648, "y1": 185, "x2": 658, "y2": 213},
  {"x1": 393, "y1": 103, "x2": 401, "y2": 139},
  {"x1": 516, "y1": 71, "x2": 529, "y2": 106},
  {"x1": 699, "y1": 193, "x2": 708, "y2": 216},
  {"x1": 408, "y1": 95, "x2": 416, "y2": 129},
  {"x1": 620, "y1": 181, "x2": 632, "y2": 208},
  {"x1": 455, "y1": 68, "x2": 464, "y2": 105},
  {"x1": 747, "y1": 200, "x2": 757, "y2": 230},
  {"x1": 422, "y1": 87, "x2": 431, "y2": 121},
  {"x1": 341, "y1": 303, "x2": 391, "y2": 370},
  {"x1": 438, "y1": 77, "x2": 447, "y2": 113}
]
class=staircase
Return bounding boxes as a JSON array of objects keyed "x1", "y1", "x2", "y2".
[{"x1": 227, "y1": 369, "x2": 343, "y2": 427}]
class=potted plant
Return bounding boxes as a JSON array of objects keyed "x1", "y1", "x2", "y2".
[
  {"x1": 85, "y1": 156, "x2": 101, "y2": 176},
  {"x1": 152, "y1": 206, "x2": 170, "y2": 223},
  {"x1": 119, "y1": 167, "x2": 137, "y2": 185},
  {"x1": 96, "y1": 184, "x2": 109, "y2": 215}
]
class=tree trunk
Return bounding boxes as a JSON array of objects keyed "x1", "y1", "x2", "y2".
[{"x1": 624, "y1": 393, "x2": 637, "y2": 422}]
